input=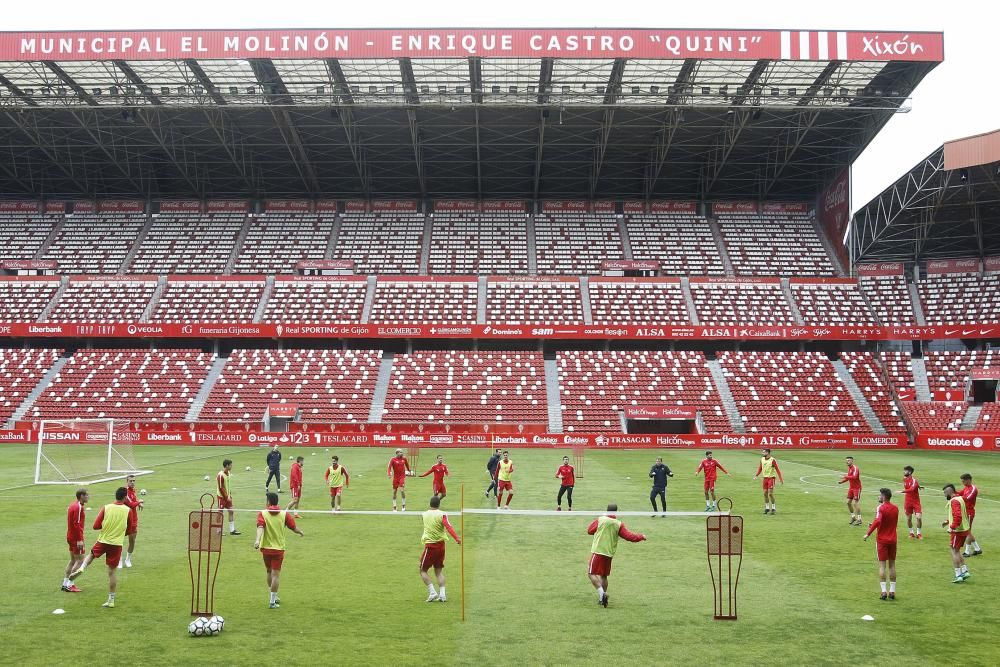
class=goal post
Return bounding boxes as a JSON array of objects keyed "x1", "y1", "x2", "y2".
[{"x1": 34, "y1": 418, "x2": 153, "y2": 485}]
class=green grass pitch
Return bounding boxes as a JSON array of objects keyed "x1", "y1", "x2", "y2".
[{"x1": 1, "y1": 445, "x2": 997, "y2": 666}]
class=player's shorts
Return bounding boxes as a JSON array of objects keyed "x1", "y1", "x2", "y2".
[
  {"x1": 704, "y1": 479, "x2": 716, "y2": 492},
  {"x1": 420, "y1": 542, "x2": 446, "y2": 570},
  {"x1": 846, "y1": 489, "x2": 861, "y2": 501},
  {"x1": 261, "y1": 548, "x2": 285, "y2": 571},
  {"x1": 329, "y1": 486, "x2": 343, "y2": 497},
  {"x1": 217, "y1": 496, "x2": 233, "y2": 510},
  {"x1": 950, "y1": 531, "x2": 970, "y2": 550},
  {"x1": 762, "y1": 477, "x2": 775, "y2": 491},
  {"x1": 876, "y1": 541, "x2": 897, "y2": 562},
  {"x1": 392, "y1": 478, "x2": 406, "y2": 490},
  {"x1": 968, "y1": 513, "x2": 975, "y2": 527},
  {"x1": 433, "y1": 483, "x2": 447, "y2": 496},
  {"x1": 90, "y1": 541, "x2": 123, "y2": 568},
  {"x1": 904, "y1": 501, "x2": 921, "y2": 515},
  {"x1": 588, "y1": 553, "x2": 613, "y2": 577},
  {"x1": 68, "y1": 540, "x2": 85, "y2": 556},
  {"x1": 498, "y1": 480, "x2": 513, "y2": 492},
  {"x1": 290, "y1": 486, "x2": 302, "y2": 500}
]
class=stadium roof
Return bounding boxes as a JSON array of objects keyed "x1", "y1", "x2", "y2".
[
  {"x1": 0, "y1": 28, "x2": 943, "y2": 201},
  {"x1": 851, "y1": 128, "x2": 1000, "y2": 265}
]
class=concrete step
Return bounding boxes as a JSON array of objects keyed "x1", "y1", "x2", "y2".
[
  {"x1": 911, "y1": 357, "x2": 932, "y2": 401},
  {"x1": 185, "y1": 355, "x2": 229, "y2": 421},
  {"x1": 324, "y1": 214, "x2": 341, "y2": 260},
  {"x1": 253, "y1": 276, "x2": 276, "y2": 323},
  {"x1": 361, "y1": 275, "x2": 377, "y2": 323},
  {"x1": 368, "y1": 351, "x2": 395, "y2": 423},
  {"x1": 419, "y1": 214, "x2": 433, "y2": 274},
  {"x1": 706, "y1": 359, "x2": 745, "y2": 433},
  {"x1": 34, "y1": 215, "x2": 66, "y2": 260},
  {"x1": 140, "y1": 275, "x2": 168, "y2": 322},
  {"x1": 579, "y1": 276, "x2": 593, "y2": 325},
  {"x1": 223, "y1": 215, "x2": 253, "y2": 274},
  {"x1": 908, "y1": 282, "x2": 927, "y2": 326},
  {"x1": 960, "y1": 405, "x2": 983, "y2": 431},
  {"x1": 707, "y1": 217, "x2": 736, "y2": 277},
  {"x1": 39, "y1": 275, "x2": 70, "y2": 322},
  {"x1": 680, "y1": 277, "x2": 700, "y2": 325},
  {"x1": 832, "y1": 358, "x2": 886, "y2": 434},
  {"x1": 119, "y1": 212, "x2": 154, "y2": 273},
  {"x1": 617, "y1": 216, "x2": 633, "y2": 260},
  {"x1": 7, "y1": 353, "x2": 72, "y2": 427},
  {"x1": 477, "y1": 276, "x2": 487, "y2": 324},
  {"x1": 526, "y1": 214, "x2": 538, "y2": 274},
  {"x1": 544, "y1": 354, "x2": 564, "y2": 433},
  {"x1": 781, "y1": 278, "x2": 805, "y2": 325},
  {"x1": 811, "y1": 216, "x2": 846, "y2": 277}
]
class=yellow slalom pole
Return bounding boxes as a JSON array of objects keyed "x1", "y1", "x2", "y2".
[{"x1": 461, "y1": 483, "x2": 466, "y2": 622}]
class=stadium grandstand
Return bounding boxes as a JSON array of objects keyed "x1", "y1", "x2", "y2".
[{"x1": 1, "y1": 26, "x2": 996, "y2": 450}]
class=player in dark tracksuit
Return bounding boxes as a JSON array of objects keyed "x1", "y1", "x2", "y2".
[
  {"x1": 649, "y1": 457, "x2": 673, "y2": 515},
  {"x1": 484, "y1": 449, "x2": 502, "y2": 498},
  {"x1": 265, "y1": 445, "x2": 282, "y2": 492}
]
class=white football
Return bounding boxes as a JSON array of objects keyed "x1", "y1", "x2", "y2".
[
  {"x1": 203, "y1": 475, "x2": 210, "y2": 481},
  {"x1": 206, "y1": 618, "x2": 223, "y2": 635},
  {"x1": 245, "y1": 466, "x2": 252, "y2": 472},
  {"x1": 139, "y1": 489, "x2": 147, "y2": 496},
  {"x1": 188, "y1": 617, "x2": 210, "y2": 636},
  {"x1": 209, "y1": 614, "x2": 225, "y2": 630}
]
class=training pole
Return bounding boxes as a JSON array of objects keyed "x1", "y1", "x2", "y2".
[{"x1": 460, "y1": 483, "x2": 465, "y2": 622}]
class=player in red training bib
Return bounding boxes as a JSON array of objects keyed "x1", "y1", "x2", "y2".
[
  {"x1": 695, "y1": 451, "x2": 728, "y2": 512},
  {"x1": 959, "y1": 473, "x2": 982, "y2": 557},
  {"x1": 556, "y1": 455, "x2": 575, "y2": 511},
  {"x1": 120, "y1": 474, "x2": 143, "y2": 569},
  {"x1": 387, "y1": 449, "x2": 413, "y2": 511},
  {"x1": 864, "y1": 488, "x2": 899, "y2": 600},
  {"x1": 838, "y1": 456, "x2": 863, "y2": 526},
  {"x1": 753, "y1": 449, "x2": 783, "y2": 515},
  {"x1": 62, "y1": 488, "x2": 89, "y2": 593},
  {"x1": 899, "y1": 465, "x2": 922, "y2": 539},
  {"x1": 286, "y1": 456, "x2": 304, "y2": 518},
  {"x1": 419, "y1": 455, "x2": 450, "y2": 499}
]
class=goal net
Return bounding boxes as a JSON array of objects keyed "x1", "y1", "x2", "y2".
[{"x1": 34, "y1": 419, "x2": 153, "y2": 485}]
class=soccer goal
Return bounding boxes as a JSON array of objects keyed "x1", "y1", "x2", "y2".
[{"x1": 34, "y1": 418, "x2": 153, "y2": 485}]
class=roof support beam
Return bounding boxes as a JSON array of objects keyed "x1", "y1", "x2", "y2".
[
  {"x1": 201, "y1": 108, "x2": 256, "y2": 193},
  {"x1": 325, "y1": 58, "x2": 355, "y2": 105},
  {"x1": 537, "y1": 58, "x2": 554, "y2": 105},
  {"x1": 184, "y1": 60, "x2": 227, "y2": 105},
  {"x1": 136, "y1": 108, "x2": 202, "y2": 196},
  {"x1": 760, "y1": 110, "x2": 820, "y2": 197},
  {"x1": 67, "y1": 109, "x2": 145, "y2": 194},
  {"x1": 0, "y1": 74, "x2": 38, "y2": 107},
  {"x1": 473, "y1": 106, "x2": 482, "y2": 199},
  {"x1": 113, "y1": 61, "x2": 162, "y2": 105},
  {"x1": 643, "y1": 59, "x2": 698, "y2": 199},
  {"x1": 588, "y1": 58, "x2": 626, "y2": 198},
  {"x1": 248, "y1": 59, "x2": 320, "y2": 195},
  {"x1": 533, "y1": 109, "x2": 547, "y2": 200},
  {"x1": 3, "y1": 110, "x2": 91, "y2": 193},
  {"x1": 325, "y1": 59, "x2": 371, "y2": 196},
  {"x1": 43, "y1": 63, "x2": 99, "y2": 107},
  {"x1": 399, "y1": 59, "x2": 426, "y2": 196},
  {"x1": 468, "y1": 57, "x2": 483, "y2": 105}
]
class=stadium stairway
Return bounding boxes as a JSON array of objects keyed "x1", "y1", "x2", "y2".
[
  {"x1": 961, "y1": 405, "x2": 983, "y2": 431},
  {"x1": 579, "y1": 277, "x2": 594, "y2": 325},
  {"x1": 810, "y1": 216, "x2": 846, "y2": 277},
  {"x1": 706, "y1": 358, "x2": 745, "y2": 433},
  {"x1": 617, "y1": 216, "x2": 633, "y2": 259},
  {"x1": 680, "y1": 277, "x2": 700, "y2": 325},
  {"x1": 544, "y1": 352, "x2": 564, "y2": 433},
  {"x1": 253, "y1": 276, "x2": 275, "y2": 323},
  {"x1": 223, "y1": 217, "x2": 254, "y2": 274},
  {"x1": 419, "y1": 215, "x2": 433, "y2": 274},
  {"x1": 38, "y1": 276, "x2": 70, "y2": 322},
  {"x1": 781, "y1": 278, "x2": 806, "y2": 326},
  {"x1": 367, "y1": 351, "x2": 395, "y2": 423},
  {"x1": 140, "y1": 276, "x2": 168, "y2": 322},
  {"x1": 118, "y1": 213, "x2": 154, "y2": 273},
  {"x1": 908, "y1": 282, "x2": 927, "y2": 325},
  {"x1": 911, "y1": 357, "x2": 932, "y2": 401},
  {"x1": 477, "y1": 276, "x2": 488, "y2": 324},
  {"x1": 707, "y1": 217, "x2": 736, "y2": 276},
  {"x1": 7, "y1": 353, "x2": 70, "y2": 428},
  {"x1": 831, "y1": 358, "x2": 887, "y2": 434},
  {"x1": 361, "y1": 276, "x2": 377, "y2": 323},
  {"x1": 526, "y1": 214, "x2": 538, "y2": 274},
  {"x1": 33, "y1": 215, "x2": 66, "y2": 259},
  {"x1": 185, "y1": 354, "x2": 228, "y2": 421},
  {"x1": 323, "y1": 214, "x2": 341, "y2": 260}
]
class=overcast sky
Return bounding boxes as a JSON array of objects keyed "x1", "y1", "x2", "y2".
[{"x1": 5, "y1": 0, "x2": 991, "y2": 213}]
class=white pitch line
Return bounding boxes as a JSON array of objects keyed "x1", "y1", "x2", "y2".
[
  {"x1": 190, "y1": 507, "x2": 730, "y2": 518},
  {"x1": 782, "y1": 458, "x2": 1000, "y2": 505}
]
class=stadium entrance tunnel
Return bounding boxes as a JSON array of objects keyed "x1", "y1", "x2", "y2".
[
  {"x1": 971, "y1": 377, "x2": 999, "y2": 403},
  {"x1": 626, "y1": 418, "x2": 696, "y2": 434}
]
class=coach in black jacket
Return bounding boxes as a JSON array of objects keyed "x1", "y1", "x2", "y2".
[
  {"x1": 649, "y1": 457, "x2": 673, "y2": 515},
  {"x1": 484, "y1": 449, "x2": 502, "y2": 498},
  {"x1": 265, "y1": 445, "x2": 282, "y2": 492}
]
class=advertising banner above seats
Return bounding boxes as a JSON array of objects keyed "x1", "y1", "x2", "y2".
[
  {"x1": 856, "y1": 262, "x2": 904, "y2": 277},
  {"x1": 3, "y1": 29, "x2": 945, "y2": 62},
  {"x1": 0, "y1": 428, "x2": 909, "y2": 449},
  {"x1": 0, "y1": 321, "x2": 997, "y2": 340},
  {"x1": 925, "y1": 258, "x2": 980, "y2": 275},
  {"x1": 915, "y1": 432, "x2": 1000, "y2": 452}
]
